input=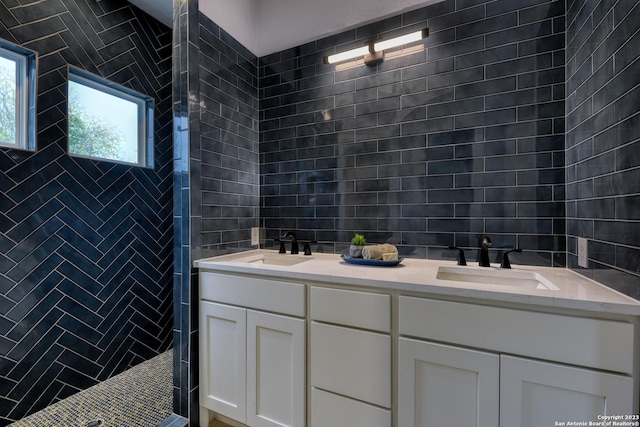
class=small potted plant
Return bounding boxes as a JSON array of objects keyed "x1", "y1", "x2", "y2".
[{"x1": 349, "y1": 233, "x2": 367, "y2": 258}]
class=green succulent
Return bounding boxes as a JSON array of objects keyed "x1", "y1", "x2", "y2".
[{"x1": 351, "y1": 233, "x2": 367, "y2": 246}]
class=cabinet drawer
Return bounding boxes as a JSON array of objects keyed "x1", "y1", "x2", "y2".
[
  {"x1": 310, "y1": 322, "x2": 391, "y2": 408},
  {"x1": 310, "y1": 286, "x2": 390, "y2": 332},
  {"x1": 200, "y1": 272, "x2": 305, "y2": 317},
  {"x1": 311, "y1": 387, "x2": 390, "y2": 427},
  {"x1": 399, "y1": 296, "x2": 635, "y2": 374}
]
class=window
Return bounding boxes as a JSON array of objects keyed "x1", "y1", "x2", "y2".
[
  {"x1": 0, "y1": 39, "x2": 36, "y2": 150},
  {"x1": 68, "y1": 67, "x2": 154, "y2": 167}
]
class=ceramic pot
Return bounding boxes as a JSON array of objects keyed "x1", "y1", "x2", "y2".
[{"x1": 349, "y1": 244, "x2": 364, "y2": 258}]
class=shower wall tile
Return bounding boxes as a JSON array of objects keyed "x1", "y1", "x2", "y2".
[
  {"x1": 259, "y1": 0, "x2": 566, "y2": 265},
  {"x1": 171, "y1": 0, "x2": 192, "y2": 418},
  {"x1": 172, "y1": 8, "x2": 259, "y2": 425},
  {"x1": 566, "y1": 0, "x2": 640, "y2": 299},
  {"x1": 0, "y1": 0, "x2": 173, "y2": 424}
]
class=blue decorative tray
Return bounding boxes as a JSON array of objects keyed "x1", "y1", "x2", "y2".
[{"x1": 341, "y1": 253, "x2": 403, "y2": 266}]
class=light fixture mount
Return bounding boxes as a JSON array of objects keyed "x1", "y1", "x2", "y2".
[{"x1": 364, "y1": 50, "x2": 384, "y2": 66}]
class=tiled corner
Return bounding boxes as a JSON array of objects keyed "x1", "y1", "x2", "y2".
[{"x1": 565, "y1": 0, "x2": 640, "y2": 298}]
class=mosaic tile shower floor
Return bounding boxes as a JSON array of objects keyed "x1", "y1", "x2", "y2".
[{"x1": 9, "y1": 351, "x2": 174, "y2": 427}]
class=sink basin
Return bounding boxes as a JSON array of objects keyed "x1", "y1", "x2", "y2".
[
  {"x1": 436, "y1": 266, "x2": 559, "y2": 290},
  {"x1": 235, "y1": 253, "x2": 312, "y2": 267}
]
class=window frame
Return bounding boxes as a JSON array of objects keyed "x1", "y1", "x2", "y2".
[
  {"x1": 67, "y1": 66, "x2": 154, "y2": 168},
  {"x1": 0, "y1": 39, "x2": 37, "y2": 151}
]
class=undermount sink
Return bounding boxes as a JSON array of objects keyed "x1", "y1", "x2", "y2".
[
  {"x1": 235, "y1": 253, "x2": 312, "y2": 266},
  {"x1": 436, "y1": 266, "x2": 560, "y2": 290}
]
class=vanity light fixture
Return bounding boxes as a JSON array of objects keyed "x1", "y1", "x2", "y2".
[
  {"x1": 324, "y1": 28, "x2": 428, "y2": 66},
  {"x1": 374, "y1": 28, "x2": 429, "y2": 51},
  {"x1": 324, "y1": 45, "x2": 371, "y2": 65}
]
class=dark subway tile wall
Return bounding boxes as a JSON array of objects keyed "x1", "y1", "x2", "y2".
[
  {"x1": 197, "y1": 13, "x2": 259, "y2": 258},
  {"x1": 259, "y1": 0, "x2": 566, "y2": 265},
  {"x1": 173, "y1": 0, "x2": 640, "y2": 416},
  {"x1": 566, "y1": 0, "x2": 640, "y2": 299},
  {"x1": 0, "y1": 0, "x2": 173, "y2": 424}
]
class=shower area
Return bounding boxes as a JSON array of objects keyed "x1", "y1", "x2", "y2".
[
  {"x1": 0, "y1": 0, "x2": 175, "y2": 425},
  {"x1": 8, "y1": 351, "x2": 174, "y2": 427}
]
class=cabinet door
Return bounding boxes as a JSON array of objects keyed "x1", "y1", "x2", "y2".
[
  {"x1": 398, "y1": 338, "x2": 500, "y2": 427},
  {"x1": 199, "y1": 302, "x2": 247, "y2": 424},
  {"x1": 500, "y1": 355, "x2": 634, "y2": 426},
  {"x1": 247, "y1": 310, "x2": 305, "y2": 427}
]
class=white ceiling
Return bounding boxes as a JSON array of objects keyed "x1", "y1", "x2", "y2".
[{"x1": 127, "y1": 0, "x2": 441, "y2": 58}]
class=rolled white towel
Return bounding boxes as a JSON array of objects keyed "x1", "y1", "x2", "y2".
[{"x1": 362, "y1": 244, "x2": 398, "y2": 260}]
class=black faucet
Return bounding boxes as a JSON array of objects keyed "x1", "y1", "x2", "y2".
[
  {"x1": 501, "y1": 248, "x2": 522, "y2": 269},
  {"x1": 285, "y1": 232, "x2": 298, "y2": 254},
  {"x1": 479, "y1": 235, "x2": 492, "y2": 267}
]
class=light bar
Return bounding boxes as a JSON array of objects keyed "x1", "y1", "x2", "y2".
[
  {"x1": 325, "y1": 45, "x2": 371, "y2": 64},
  {"x1": 374, "y1": 28, "x2": 429, "y2": 52},
  {"x1": 324, "y1": 28, "x2": 428, "y2": 66}
]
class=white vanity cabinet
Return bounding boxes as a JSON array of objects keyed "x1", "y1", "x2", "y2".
[
  {"x1": 195, "y1": 253, "x2": 640, "y2": 427},
  {"x1": 398, "y1": 338, "x2": 499, "y2": 427},
  {"x1": 398, "y1": 296, "x2": 636, "y2": 427},
  {"x1": 199, "y1": 272, "x2": 306, "y2": 427},
  {"x1": 309, "y1": 286, "x2": 392, "y2": 427}
]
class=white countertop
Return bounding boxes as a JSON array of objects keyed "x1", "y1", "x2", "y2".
[{"x1": 194, "y1": 250, "x2": 640, "y2": 316}]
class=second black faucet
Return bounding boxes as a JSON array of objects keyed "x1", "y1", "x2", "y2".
[
  {"x1": 284, "y1": 231, "x2": 299, "y2": 254},
  {"x1": 479, "y1": 235, "x2": 492, "y2": 267}
]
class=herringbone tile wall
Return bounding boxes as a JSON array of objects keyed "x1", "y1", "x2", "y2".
[{"x1": 0, "y1": 1, "x2": 173, "y2": 424}]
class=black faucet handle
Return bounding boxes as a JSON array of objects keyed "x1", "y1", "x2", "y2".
[
  {"x1": 303, "y1": 240, "x2": 317, "y2": 256},
  {"x1": 448, "y1": 246, "x2": 467, "y2": 266},
  {"x1": 276, "y1": 239, "x2": 286, "y2": 254},
  {"x1": 501, "y1": 248, "x2": 522, "y2": 269}
]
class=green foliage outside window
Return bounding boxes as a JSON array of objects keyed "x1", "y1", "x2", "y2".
[
  {"x1": 0, "y1": 57, "x2": 16, "y2": 145},
  {"x1": 67, "y1": 67, "x2": 152, "y2": 167},
  {"x1": 68, "y1": 95, "x2": 125, "y2": 161},
  {"x1": 0, "y1": 41, "x2": 36, "y2": 151}
]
